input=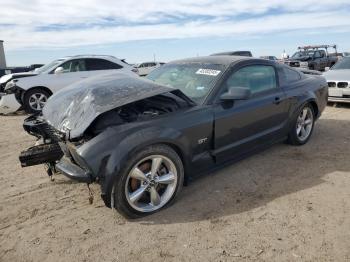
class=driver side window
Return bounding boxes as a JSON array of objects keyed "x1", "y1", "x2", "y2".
[{"x1": 225, "y1": 65, "x2": 277, "y2": 94}]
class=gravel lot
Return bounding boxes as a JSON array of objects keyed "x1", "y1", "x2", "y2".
[{"x1": 0, "y1": 106, "x2": 349, "y2": 262}]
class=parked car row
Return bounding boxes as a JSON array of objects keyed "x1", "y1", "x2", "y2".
[
  {"x1": 0, "y1": 55, "x2": 137, "y2": 114},
  {"x1": 18, "y1": 55, "x2": 328, "y2": 218},
  {"x1": 2, "y1": 47, "x2": 350, "y2": 116}
]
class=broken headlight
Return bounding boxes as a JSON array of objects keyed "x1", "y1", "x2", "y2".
[{"x1": 4, "y1": 80, "x2": 18, "y2": 94}]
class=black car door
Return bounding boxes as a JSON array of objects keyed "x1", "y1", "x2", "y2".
[{"x1": 213, "y1": 63, "x2": 290, "y2": 163}]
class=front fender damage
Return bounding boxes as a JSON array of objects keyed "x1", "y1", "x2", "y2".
[
  {"x1": 19, "y1": 77, "x2": 193, "y2": 207},
  {"x1": 90, "y1": 125, "x2": 190, "y2": 207}
]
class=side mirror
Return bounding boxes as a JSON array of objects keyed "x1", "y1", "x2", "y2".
[
  {"x1": 220, "y1": 87, "x2": 251, "y2": 101},
  {"x1": 325, "y1": 67, "x2": 330, "y2": 71},
  {"x1": 54, "y1": 67, "x2": 64, "y2": 74}
]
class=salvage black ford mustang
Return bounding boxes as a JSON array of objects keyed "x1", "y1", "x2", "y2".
[{"x1": 19, "y1": 56, "x2": 328, "y2": 218}]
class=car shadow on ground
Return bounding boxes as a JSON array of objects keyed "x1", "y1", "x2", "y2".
[{"x1": 137, "y1": 117, "x2": 350, "y2": 224}]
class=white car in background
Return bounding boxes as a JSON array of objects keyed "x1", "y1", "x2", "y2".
[
  {"x1": 0, "y1": 55, "x2": 137, "y2": 114},
  {"x1": 323, "y1": 57, "x2": 350, "y2": 103},
  {"x1": 134, "y1": 62, "x2": 165, "y2": 76}
]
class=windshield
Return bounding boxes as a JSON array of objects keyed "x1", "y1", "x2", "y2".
[
  {"x1": 146, "y1": 63, "x2": 225, "y2": 103},
  {"x1": 35, "y1": 59, "x2": 64, "y2": 74},
  {"x1": 292, "y1": 51, "x2": 315, "y2": 58},
  {"x1": 332, "y1": 57, "x2": 350, "y2": 70}
]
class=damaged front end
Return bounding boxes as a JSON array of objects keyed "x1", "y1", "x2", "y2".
[
  {"x1": 19, "y1": 115, "x2": 94, "y2": 183},
  {"x1": 19, "y1": 73, "x2": 193, "y2": 187},
  {"x1": 19, "y1": 116, "x2": 64, "y2": 167},
  {"x1": 20, "y1": 114, "x2": 106, "y2": 184}
]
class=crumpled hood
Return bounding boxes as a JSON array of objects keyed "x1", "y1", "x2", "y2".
[
  {"x1": 42, "y1": 72, "x2": 177, "y2": 139},
  {"x1": 0, "y1": 72, "x2": 38, "y2": 84},
  {"x1": 323, "y1": 69, "x2": 350, "y2": 81}
]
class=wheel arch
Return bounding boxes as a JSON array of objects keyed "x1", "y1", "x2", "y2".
[
  {"x1": 286, "y1": 96, "x2": 319, "y2": 132},
  {"x1": 308, "y1": 100, "x2": 319, "y2": 118},
  {"x1": 125, "y1": 139, "x2": 190, "y2": 183},
  {"x1": 296, "y1": 98, "x2": 319, "y2": 119},
  {"x1": 21, "y1": 86, "x2": 53, "y2": 102},
  {"x1": 160, "y1": 141, "x2": 189, "y2": 182},
  {"x1": 97, "y1": 127, "x2": 191, "y2": 207}
]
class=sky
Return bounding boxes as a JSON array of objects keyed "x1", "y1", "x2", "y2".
[{"x1": 1, "y1": 0, "x2": 350, "y2": 66}]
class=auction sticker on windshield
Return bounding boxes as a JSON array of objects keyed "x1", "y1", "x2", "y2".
[{"x1": 196, "y1": 69, "x2": 221, "y2": 76}]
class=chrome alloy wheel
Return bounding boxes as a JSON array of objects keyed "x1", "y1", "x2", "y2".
[
  {"x1": 296, "y1": 107, "x2": 314, "y2": 141},
  {"x1": 124, "y1": 155, "x2": 178, "y2": 213},
  {"x1": 28, "y1": 93, "x2": 48, "y2": 111}
]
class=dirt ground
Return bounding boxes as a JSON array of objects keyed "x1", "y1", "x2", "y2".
[{"x1": 0, "y1": 105, "x2": 349, "y2": 262}]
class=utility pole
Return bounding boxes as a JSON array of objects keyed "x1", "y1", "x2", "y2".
[{"x1": 0, "y1": 40, "x2": 6, "y2": 69}]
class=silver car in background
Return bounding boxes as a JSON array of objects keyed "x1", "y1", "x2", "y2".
[{"x1": 323, "y1": 57, "x2": 350, "y2": 103}]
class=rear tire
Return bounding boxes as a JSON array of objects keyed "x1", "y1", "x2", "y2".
[
  {"x1": 23, "y1": 88, "x2": 50, "y2": 114},
  {"x1": 111, "y1": 144, "x2": 184, "y2": 219},
  {"x1": 287, "y1": 104, "x2": 315, "y2": 146}
]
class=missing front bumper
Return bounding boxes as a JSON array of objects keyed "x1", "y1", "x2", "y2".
[
  {"x1": 19, "y1": 143, "x2": 63, "y2": 167},
  {"x1": 21, "y1": 116, "x2": 93, "y2": 183}
]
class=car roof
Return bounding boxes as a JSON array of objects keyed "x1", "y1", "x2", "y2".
[
  {"x1": 59, "y1": 55, "x2": 122, "y2": 61},
  {"x1": 211, "y1": 51, "x2": 251, "y2": 55},
  {"x1": 169, "y1": 55, "x2": 252, "y2": 66}
]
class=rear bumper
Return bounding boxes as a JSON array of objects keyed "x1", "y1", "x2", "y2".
[{"x1": 0, "y1": 94, "x2": 21, "y2": 114}]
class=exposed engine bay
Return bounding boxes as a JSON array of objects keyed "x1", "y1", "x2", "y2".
[{"x1": 86, "y1": 92, "x2": 189, "y2": 136}]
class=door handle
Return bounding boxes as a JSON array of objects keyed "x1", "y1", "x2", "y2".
[{"x1": 273, "y1": 97, "x2": 281, "y2": 104}]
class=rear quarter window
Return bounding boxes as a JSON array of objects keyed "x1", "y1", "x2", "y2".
[
  {"x1": 283, "y1": 67, "x2": 301, "y2": 82},
  {"x1": 86, "y1": 59, "x2": 123, "y2": 71}
]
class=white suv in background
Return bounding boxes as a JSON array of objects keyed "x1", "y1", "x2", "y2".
[
  {"x1": 134, "y1": 62, "x2": 165, "y2": 76},
  {"x1": 0, "y1": 55, "x2": 137, "y2": 114}
]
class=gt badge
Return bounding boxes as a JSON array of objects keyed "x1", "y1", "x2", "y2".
[{"x1": 198, "y1": 138, "x2": 208, "y2": 144}]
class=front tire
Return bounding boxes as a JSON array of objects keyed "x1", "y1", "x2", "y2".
[
  {"x1": 23, "y1": 88, "x2": 50, "y2": 114},
  {"x1": 287, "y1": 104, "x2": 315, "y2": 145},
  {"x1": 111, "y1": 144, "x2": 184, "y2": 219}
]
